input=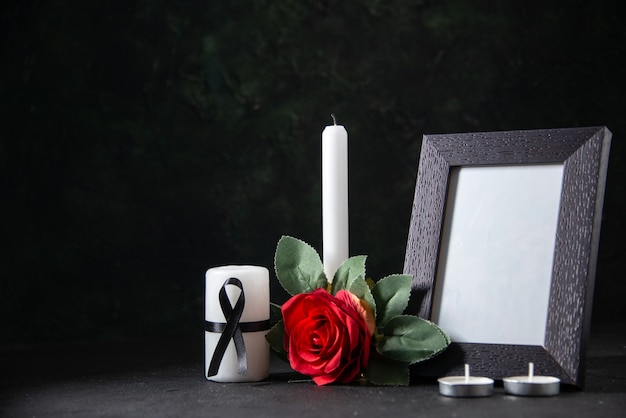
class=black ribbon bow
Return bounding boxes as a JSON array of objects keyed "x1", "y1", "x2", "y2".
[{"x1": 205, "y1": 277, "x2": 270, "y2": 377}]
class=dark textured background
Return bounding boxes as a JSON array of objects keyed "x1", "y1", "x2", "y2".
[{"x1": 1, "y1": 0, "x2": 625, "y2": 344}]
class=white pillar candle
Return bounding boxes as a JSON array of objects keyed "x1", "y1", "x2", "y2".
[
  {"x1": 322, "y1": 116, "x2": 349, "y2": 281},
  {"x1": 205, "y1": 265, "x2": 270, "y2": 382}
]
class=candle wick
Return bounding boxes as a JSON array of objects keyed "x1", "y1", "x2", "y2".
[
  {"x1": 529, "y1": 362, "x2": 534, "y2": 381},
  {"x1": 464, "y1": 364, "x2": 470, "y2": 383},
  {"x1": 331, "y1": 113, "x2": 337, "y2": 126}
]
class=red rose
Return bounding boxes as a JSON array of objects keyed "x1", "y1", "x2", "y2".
[{"x1": 282, "y1": 288, "x2": 375, "y2": 385}]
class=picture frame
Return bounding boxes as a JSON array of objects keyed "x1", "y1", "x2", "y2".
[{"x1": 403, "y1": 126, "x2": 612, "y2": 387}]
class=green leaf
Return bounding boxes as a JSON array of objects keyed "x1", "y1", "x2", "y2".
[
  {"x1": 433, "y1": 321, "x2": 452, "y2": 346},
  {"x1": 331, "y1": 255, "x2": 367, "y2": 294},
  {"x1": 270, "y1": 302, "x2": 282, "y2": 324},
  {"x1": 372, "y1": 274, "x2": 412, "y2": 327},
  {"x1": 347, "y1": 277, "x2": 376, "y2": 317},
  {"x1": 270, "y1": 302, "x2": 282, "y2": 316},
  {"x1": 329, "y1": 255, "x2": 376, "y2": 316},
  {"x1": 364, "y1": 354, "x2": 410, "y2": 386},
  {"x1": 265, "y1": 320, "x2": 288, "y2": 362},
  {"x1": 377, "y1": 316, "x2": 450, "y2": 364},
  {"x1": 274, "y1": 236, "x2": 327, "y2": 296}
]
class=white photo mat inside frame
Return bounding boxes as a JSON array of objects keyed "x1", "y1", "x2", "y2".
[{"x1": 431, "y1": 164, "x2": 564, "y2": 346}]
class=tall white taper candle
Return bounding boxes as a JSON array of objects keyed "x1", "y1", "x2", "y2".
[{"x1": 322, "y1": 114, "x2": 349, "y2": 281}]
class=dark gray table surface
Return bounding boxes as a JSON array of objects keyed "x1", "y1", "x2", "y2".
[{"x1": 1, "y1": 322, "x2": 625, "y2": 417}]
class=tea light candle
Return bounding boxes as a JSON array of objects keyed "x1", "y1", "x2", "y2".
[
  {"x1": 438, "y1": 364, "x2": 494, "y2": 397},
  {"x1": 503, "y1": 362, "x2": 560, "y2": 396},
  {"x1": 205, "y1": 265, "x2": 270, "y2": 382},
  {"x1": 322, "y1": 114, "x2": 349, "y2": 281}
]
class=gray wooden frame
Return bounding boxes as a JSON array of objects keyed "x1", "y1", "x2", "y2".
[{"x1": 404, "y1": 127, "x2": 612, "y2": 387}]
